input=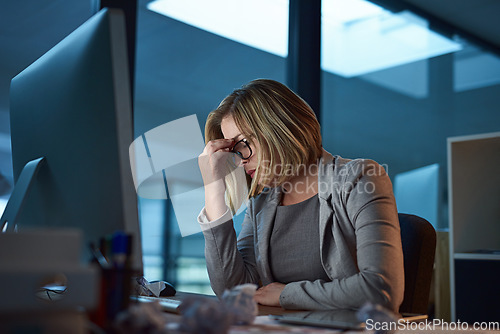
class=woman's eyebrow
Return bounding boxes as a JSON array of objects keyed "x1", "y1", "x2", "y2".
[{"x1": 231, "y1": 134, "x2": 243, "y2": 141}]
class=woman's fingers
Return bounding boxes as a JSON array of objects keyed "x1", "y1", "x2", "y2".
[
  {"x1": 203, "y1": 138, "x2": 234, "y2": 155},
  {"x1": 198, "y1": 138, "x2": 237, "y2": 187}
]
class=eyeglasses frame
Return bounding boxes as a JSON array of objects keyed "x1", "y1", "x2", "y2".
[{"x1": 231, "y1": 138, "x2": 253, "y2": 160}]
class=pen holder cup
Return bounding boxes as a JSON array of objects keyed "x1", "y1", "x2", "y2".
[{"x1": 90, "y1": 267, "x2": 134, "y2": 330}]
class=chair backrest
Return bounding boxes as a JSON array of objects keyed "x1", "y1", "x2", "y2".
[{"x1": 398, "y1": 213, "x2": 437, "y2": 315}]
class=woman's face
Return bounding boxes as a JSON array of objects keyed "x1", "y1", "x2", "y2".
[{"x1": 221, "y1": 115, "x2": 260, "y2": 180}]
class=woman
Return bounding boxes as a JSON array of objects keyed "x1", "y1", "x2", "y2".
[{"x1": 197, "y1": 79, "x2": 404, "y2": 311}]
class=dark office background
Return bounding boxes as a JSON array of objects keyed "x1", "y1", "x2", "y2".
[{"x1": 1, "y1": 0, "x2": 499, "y2": 292}]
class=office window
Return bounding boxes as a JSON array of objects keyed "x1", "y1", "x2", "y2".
[
  {"x1": 453, "y1": 39, "x2": 500, "y2": 92},
  {"x1": 321, "y1": 0, "x2": 461, "y2": 80},
  {"x1": 0, "y1": 132, "x2": 11, "y2": 218},
  {"x1": 147, "y1": 0, "x2": 289, "y2": 57},
  {"x1": 135, "y1": 0, "x2": 287, "y2": 292},
  {"x1": 320, "y1": 0, "x2": 500, "y2": 229}
]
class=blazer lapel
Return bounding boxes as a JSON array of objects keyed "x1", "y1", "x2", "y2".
[
  {"x1": 318, "y1": 152, "x2": 335, "y2": 273},
  {"x1": 255, "y1": 187, "x2": 281, "y2": 285},
  {"x1": 318, "y1": 150, "x2": 335, "y2": 234}
]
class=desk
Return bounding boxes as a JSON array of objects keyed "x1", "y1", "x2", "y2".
[
  {"x1": 145, "y1": 292, "x2": 356, "y2": 333},
  {"x1": 141, "y1": 292, "x2": 500, "y2": 334},
  {"x1": 164, "y1": 291, "x2": 297, "y2": 316}
]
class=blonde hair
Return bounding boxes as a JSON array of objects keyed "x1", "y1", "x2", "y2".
[{"x1": 205, "y1": 79, "x2": 322, "y2": 212}]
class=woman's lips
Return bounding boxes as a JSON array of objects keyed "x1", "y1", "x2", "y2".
[{"x1": 247, "y1": 169, "x2": 256, "y2": 178}]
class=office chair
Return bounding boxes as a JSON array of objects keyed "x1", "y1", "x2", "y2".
[{"x1": 398, "y1": 213, "x2": 437, "y2": 315}]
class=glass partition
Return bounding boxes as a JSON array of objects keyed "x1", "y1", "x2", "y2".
[{"x1": 321, "y1": 0, "x2": 500, "y2": 229}]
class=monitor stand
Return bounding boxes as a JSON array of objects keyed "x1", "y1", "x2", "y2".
[{"x1": 1, "y1": 157, "x2": 45, "y2": 232}]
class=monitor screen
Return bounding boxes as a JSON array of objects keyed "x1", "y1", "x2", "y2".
[{"x1": 5, "y1": 8, "x2": 142, "y2": 272}]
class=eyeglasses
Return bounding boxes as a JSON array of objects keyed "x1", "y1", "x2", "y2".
[{"x1": 231, "y1": 138, "x2": 252, "y2": 160}]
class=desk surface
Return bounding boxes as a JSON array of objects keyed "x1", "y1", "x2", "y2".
[
  {"x1": 159, "y1": 292, "x2": 355, "y2": 333},
  {"x1": 151, "y1": 292, "x2": 500, "y2": 334},
  {"x1": 166, "y1": 291, "x2": 297, "y2": 316}
]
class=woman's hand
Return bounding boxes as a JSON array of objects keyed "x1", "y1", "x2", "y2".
[
  {"x1": 198, "y1": 138, "x2": 234, "y2": 220},
  {"x1": 254, "y1": 282, "x2": 286, "y2": 307}
]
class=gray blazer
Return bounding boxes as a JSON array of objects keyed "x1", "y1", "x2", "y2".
[{"x1": 200, "y1": 151, "x2": 404, "y2": 312}]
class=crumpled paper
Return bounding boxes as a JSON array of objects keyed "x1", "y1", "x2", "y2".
[
  {"x1": 221, "y1": 283, "x2": 258, "y2": 325},
  {"x1": 119, "y1": 282, "x2": 259, "y2": 334},
  {"x1": 178, "y1": 283, "x2": 258, "y2": 334},
  {"x1": 178, "y1": 297, "x2": 231, "y2": 334},
  {"x1": 114, "y1": 300, "x2": 170, "y2": 334}
]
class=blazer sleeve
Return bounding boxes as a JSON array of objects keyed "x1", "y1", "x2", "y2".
[
  {"x1": 200, "y1": 201, "x2": 260, "y2": 297},
  {"x1": 279, "y1": 160, "x2": 405, "y2": 312}
]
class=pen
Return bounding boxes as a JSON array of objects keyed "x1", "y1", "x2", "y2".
[{"x1": 111, "y1": 231, "x2": 131, "y2": 268}]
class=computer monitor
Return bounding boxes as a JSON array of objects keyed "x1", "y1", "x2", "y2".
[{"x1": 2, "y1": 8, "x2": 142, "y2": 272}]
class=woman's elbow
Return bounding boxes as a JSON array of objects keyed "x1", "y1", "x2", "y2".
[
  {"x1": 363, "y1": 273, "x2": 404, "y2": 313},
  {"x1": 371, "y1": 287, "x2": 403, "y2": 313}
]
